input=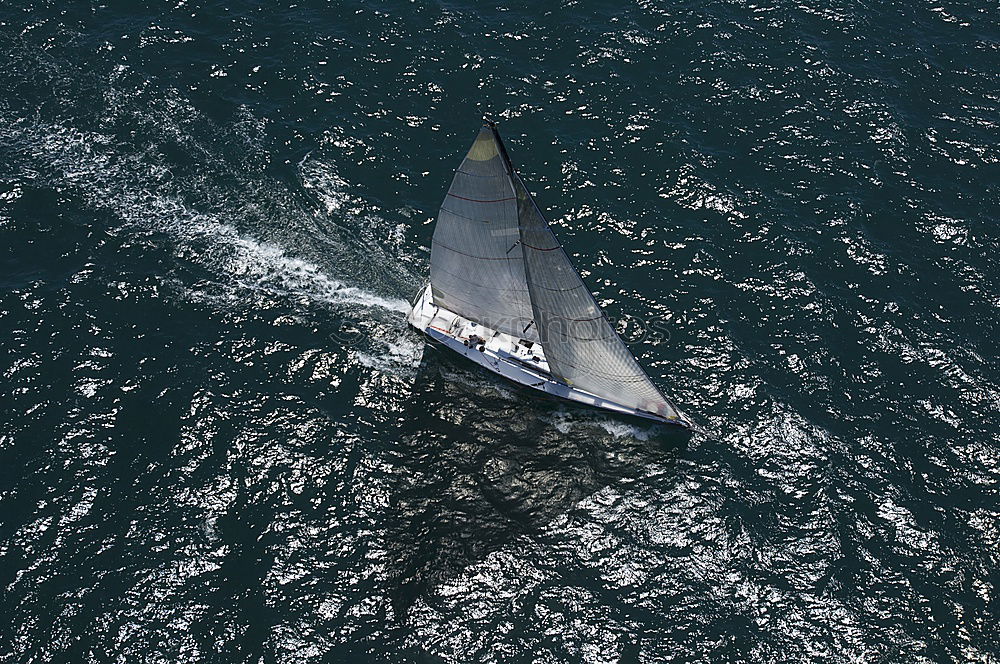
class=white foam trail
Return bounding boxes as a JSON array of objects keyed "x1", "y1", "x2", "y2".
[
  {"x1": 354, "y1": 334, "x2": 425, "y2": 374},
  {"x1": 327, "y1": 285, "x2": 410, "y2": 315},
  {"x1": 550, "y1": 408, "x2": 655, "y2": 441},
  {"x1": 299, "y1": 157, "x2": 353, "y2": 215},
  {"x1": 1, "y1": 116, "x2": 410, "y2": 318},
  {"x1": 217, "y1": 234, "x2": 410, "y2": 314},
  {"x1": 596, "y1": 418, "x2": 654, "y2": 441}
]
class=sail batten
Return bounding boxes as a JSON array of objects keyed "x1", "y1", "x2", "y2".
[{"x1": 429, "y1": 122, "x2": 679, "y2": 420}]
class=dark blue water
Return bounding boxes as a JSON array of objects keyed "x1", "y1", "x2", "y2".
[{"x1": 2, "y1": 1, "x2": 998, "y2": 662}]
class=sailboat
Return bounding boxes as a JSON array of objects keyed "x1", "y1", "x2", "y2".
[{"x1": 408, "y1": 120, "x2": 690, "y2": 427}]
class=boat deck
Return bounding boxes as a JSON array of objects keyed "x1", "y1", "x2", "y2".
[{"x1": 407, "y1": 284, "x2": 687, "y2": 426}]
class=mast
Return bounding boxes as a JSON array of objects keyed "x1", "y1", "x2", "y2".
[{"x1": 483, "y1": 116, "x2": 515, "y2": 177}]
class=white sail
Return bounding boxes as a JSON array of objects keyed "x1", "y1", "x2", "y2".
[
  {"x1": 429, "y1": 123, "x2": 680, "y2": 421},
  {"x1": 513, "y1": 174, "x2": 679, "y2": 419},
  {"x1": 429, "y1": 127, "x2": 537, "y2": 340}
]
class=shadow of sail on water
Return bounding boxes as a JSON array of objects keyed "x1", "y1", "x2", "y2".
[{"x1": 382, "y1": 345, "x2": 688, "y2": 617}]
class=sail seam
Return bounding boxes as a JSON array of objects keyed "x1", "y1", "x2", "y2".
[
  {"x1": 447, "y1": 193, "x2": 516, "y2": 203},
  {"x1": 529, "y1": 299, "x2": 604, "y2": 321},
  {"x1": 546, "y1": 331, "x2": 619, "y2": 342},
  {"x1": 527, "y1": 282, "x2": 587, "y2": 293},
  {"x1": 538, "y1": 311, "x2": 603, "y2": 322},
  {"x1": 455, "y1": 169, "x2": 504, "y2": 178}
]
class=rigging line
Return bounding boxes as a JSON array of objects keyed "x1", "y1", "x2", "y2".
[
  {"x1": 439, "y1": 205, "x2": 490, "y2": 223},
  {"x1": 488, "y1": 122, "x2": 516, "y2": 177},
  {"x1": 434, "y1": 239, "x2": 517, "y2": 261}
]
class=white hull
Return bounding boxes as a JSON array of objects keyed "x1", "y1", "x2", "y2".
[{"x1": 407, "y1": 285, "x2": 689, "y2": 427}]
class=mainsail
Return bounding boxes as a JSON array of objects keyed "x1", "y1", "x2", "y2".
[
  {"x1": 429, "y1": 126, "x2": 537, "y2": 340},
  {"x1": 430, "y1": 122, "x2": 679, "y2": 420}
]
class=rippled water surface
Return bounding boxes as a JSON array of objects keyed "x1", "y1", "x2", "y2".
[{"x1": 2, "y1": 1, "x2": 998, "y2": 662}]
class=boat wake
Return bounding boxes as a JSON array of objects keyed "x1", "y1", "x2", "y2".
[
  {"x1": 0, "y1": 94, "x2": 428, "y2": 395},
  {"x1": 1, "y1": 116, "x2": 408, "y2": 308}
]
